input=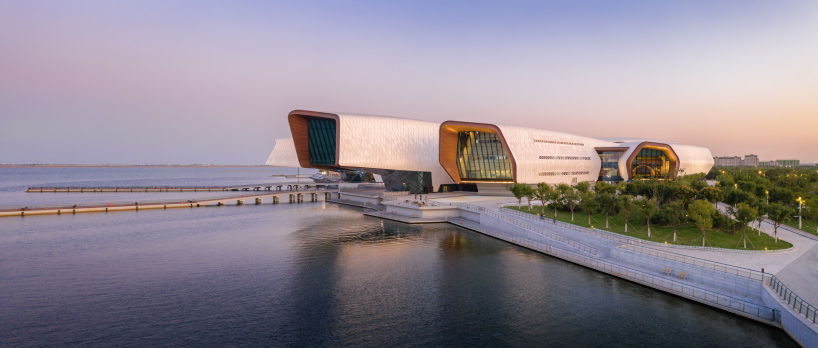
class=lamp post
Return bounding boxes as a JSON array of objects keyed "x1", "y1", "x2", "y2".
[
  {"x1": 765, "y1": 190, "x2": 769, "y2": 205},
  {"x1": 797, "y1": 197, "x2": 803, "y2": 229}
]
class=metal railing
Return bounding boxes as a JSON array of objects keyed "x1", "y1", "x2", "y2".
[
  {"x1": 447, "y1": 216, "x2": 777, "y2": 323},
  {"x1": 616, "y1": 244, "x2": 765, "y2": 281},
  {"x1": 549, "y1": 245, "x2": 777, "y2": 322},
  {"x1": 459, "y1": 204, "x2": 599, "y2": 256},
  {"x1": 26, "y1": 181, "x2": 326, "y2": 191},
  {"x1": 501, "y1": 208, "x2": 632, "y2": 244},
  {"x1": 325, "y1": 198, "x2": 384, "y2": 211},
  {"x1": 1, "y1": 189, "x2": 333, "y2": 212},
  {"x1": 767, "y1": 275, "x2": 818, "y2": 325},
  {"x1": 447, "y1": 217, "x2": 554, "y2": 255}
]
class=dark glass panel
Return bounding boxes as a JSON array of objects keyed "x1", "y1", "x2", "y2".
[
  {"x1": 456, "y1": 131, "x2": 513, "y2": 181},
  {"x1": 307, "y1": 118, "x2": 336, "y2": 166},
  {"x1": 597, "y1": 151, "x2": 623, "y2": 182},
  {"x1": 631, "y1": 148, "x2": 671, "y2": 179}
]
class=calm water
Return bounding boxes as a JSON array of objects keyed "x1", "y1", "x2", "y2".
[
  {"x1": 0, "y1": 168, "x2": 797, "y2": 347},
  {"x1": 0, "y1": 166, "x2": 315, "y2": 209}
]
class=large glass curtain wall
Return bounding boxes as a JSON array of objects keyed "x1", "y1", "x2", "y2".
[
  {"x1": 597, "y1": 151, "x2": 623, "y2": 182},
  {"x1": 456, "y1": 131, "x2": 513, "y2": 181},
  {"x1": 631, "y1": 148, "x2": 671, "y2": 179},
  {"x1": 307, "y1": 118, "x2": 336, "y2": 166}
]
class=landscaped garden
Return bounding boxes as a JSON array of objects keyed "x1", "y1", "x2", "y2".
[
  {"x1": 503, "y1": 166, "x2": 818, "y2": 251},
  {"x1": 505, "y1": 205, "x2": 792, "y2": 250}
]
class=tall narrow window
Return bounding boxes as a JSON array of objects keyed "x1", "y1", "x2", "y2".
[
  {"x1": 597, "y1": 151, "x2": 623, "y2": 182},
  {"x1": 307, "y1": 118, "x2": 336, "y2": 166}
]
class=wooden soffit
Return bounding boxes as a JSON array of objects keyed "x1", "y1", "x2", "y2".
[
  {"x1": 287, "y1": 110, "x2": 341, "y2": 169},
  {"x1": 594, "y1": 147, "x2": 628, "y2": 152},
  {"x1": 439, "y1": 121, "x2": 517, "y2": 184}
]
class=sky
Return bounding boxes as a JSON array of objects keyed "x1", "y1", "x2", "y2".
[{"x1": 1, "y1": 0, "x2": 816, "y2": 164}]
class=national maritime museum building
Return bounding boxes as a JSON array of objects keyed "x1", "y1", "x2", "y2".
[{"x1": 267, "y1": 110, "x2": 715, "y2": 194}]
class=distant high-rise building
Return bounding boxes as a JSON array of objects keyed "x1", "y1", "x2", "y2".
[
  {"x1": 777, "y1": 159, "x2": 800, "y2": 168},
  {"x1": 744, "y1": 154, "x2": 759, "y2": 167},
  {"x1": 713, "y1": 156, "x2": 743, "y2": 167}
]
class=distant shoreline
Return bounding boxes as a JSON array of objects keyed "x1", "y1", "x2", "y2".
[{"x1": 0, "y1": 164, "x2": 274, "y2": 168}]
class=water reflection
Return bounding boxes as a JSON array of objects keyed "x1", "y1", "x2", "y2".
[{"x1": 0, "y1": 202, "x2": 798, "y2": 347}]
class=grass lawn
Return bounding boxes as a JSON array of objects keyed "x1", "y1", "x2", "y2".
[
  {"x1": 506, "y1": 205, "x2": 792, "y2": 251},
  {"x1": 782, "y1": 218, "x2": 818, "y2": 237}
]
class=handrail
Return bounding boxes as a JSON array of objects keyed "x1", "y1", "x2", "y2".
[
  {"x1": 448, "y1": 216, "x2": 777, "y2": 323},
  {"x1": 1, "y1": 188, "x2": 339, "y2": 212},
  {"x1": 767, "y1": 275, "x2": 818, "y2": 326},
  {"x1": 616, "y1": 244, "x2": 765, "y2": 281},
  {"x1": 501, "y1": 208, "x2": 632, "y2": 244},
  {"x1": 488, "y1": 206, "x2": 767, "y2": 280},
  {"x1": 459, "y1": 204, "x2": 599, "y2": 256}
]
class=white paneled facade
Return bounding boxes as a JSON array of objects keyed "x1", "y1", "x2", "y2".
[
  {"x1": 497, "y1": 125, "x2": 613, "y2": 185},
  {"x1": 334, "y1": 114, "x2": 454, "y2": 189},
  {"x1": 265, "y1": 138, "x2": 301, "y2": 167},
  {"x1": 281, "y1": 110, "x2": 714, "y2": 190},
  {"x1": 669, "y1": 144, "x2": 716, "y2": 177}
]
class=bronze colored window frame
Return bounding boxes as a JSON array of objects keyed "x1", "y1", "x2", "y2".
[{"x1": 439, "y1": 121, "x2": 517, "y2": 184}]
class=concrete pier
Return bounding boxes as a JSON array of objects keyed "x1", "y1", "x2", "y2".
[
  {"x1": 23, "y1": 181, "x2": 345, "y2": 193},
  {"x1": 0, "y1": 189, "x2": 343, "y2": 218}
]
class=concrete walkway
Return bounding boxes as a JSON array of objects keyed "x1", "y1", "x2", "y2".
[{"x1": 775, "y1": 244, "x2": 818, "y2": 307}]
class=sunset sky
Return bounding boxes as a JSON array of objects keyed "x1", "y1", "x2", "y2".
[{"x1": 1, "y1": 1, "x2": 816, "y2": 164}]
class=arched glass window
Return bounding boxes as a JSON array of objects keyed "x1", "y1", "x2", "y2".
[{"x1": 456, "y1": 131, "x2": 513, "y2": 181}]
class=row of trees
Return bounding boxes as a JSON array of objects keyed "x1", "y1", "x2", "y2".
[
  {"x1": 509, "y1": 178, "x2": 728, "y2": 246},
  {"x1": 713, "y1": 166, "x2": 818, "y2": 236}
]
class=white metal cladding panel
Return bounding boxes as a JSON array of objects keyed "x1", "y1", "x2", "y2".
[
  {"x1": 266, "y1": 138, "x2": 301, "y2": 167},
  {"x1": 672, "y1": 144, "x2": 715, "y2": 176},
  {"x1": 497, "y1": 125, "x2": 616, "y2": 185},
  {"x1": 335, "y1": 114, "x2": 453, "y2": 188},
  {"x1": 616, "y1": 141, "x2": 643, "y2": 179}
]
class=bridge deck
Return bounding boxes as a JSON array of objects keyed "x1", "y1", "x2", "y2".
[{"x1": 1, "y1": 189, "x2": 355, "y2": 217}]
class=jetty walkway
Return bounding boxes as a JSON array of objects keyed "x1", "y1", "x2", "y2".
[
  {"x1": 25, "y1": 181, "x2": 334, "y2": 193},
  {"x1": 1, "y1": 188, "x2": 383, "y2": 218}
]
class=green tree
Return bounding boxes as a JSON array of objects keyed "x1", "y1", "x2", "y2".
[
  {"x1": 804, "y1": 205, "x2": 818, "y2": 235},
  {"x1": 769, "y1": 187, "x2": 795, "y2": 205},
  {"x1": 735, "y1": 202, "x2": 758, "y2": 249},
  {"x1": 725, "y1": 189, "x2": 753, "y2": 207},
  {"x1": 635, "y1": 197, "x2": 656, "y2": 237},
  {"x1": 753, "y1": 201, "x2": 767, "y2": 236},
  {"x1": 523, "y1": 185, "x2": 534, "y2": 210},
  {"x1": 575, "y1": 182, "x2": 591, "y2": 194},
  {"x1": 697, "y1": 187, "x2": 724, "y2": 208},
  {"x1": 563, "y1": 190, "x2": 580, "y2": 221},
  {"x1": 509, "y1": 183, "x2": 526, "y2": 208},
  {"x1": 674, "y1": 185, "x2": 697, "y2": 208},
  {"x1": 767, "y1": 202, "x2": 795, "y2": 243},
  {"x1": 547, "y1": 188, "x2": 562, "y2": 218},
  {"x1": 556, "y1": 183, "x2": 573, "y2": 196},
  {"x1": 594, "y1": 181, "x2": 617, "y2": 195},
  {"x1": 617, "y1": 195, "x2": 634, "y2": 233},
  {"x1": 804, "y1": 203, "x2": 818, "y2": 235},
  {"x1": 688, "y1": 200, "x2": 715, "y2": 247},
  {"x1": 534, "y1": 183, "x2": 553, "y2": 217},
  {"x1": 579, "y1": 191, "x2": 598, "y2": 226},
  {"x1": 595, "y1": 192, "x2": 616, "y2": 229},
  {"x1": 660, "y1": 200, "x2": 685, "y2": 242}
]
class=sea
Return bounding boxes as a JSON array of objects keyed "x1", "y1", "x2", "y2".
[{"x1": 0, "y1": 166, "x2": 798, "y2": 347}]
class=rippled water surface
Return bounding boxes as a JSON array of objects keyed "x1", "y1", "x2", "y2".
[{"x1": 0, "y1": 168, "x2": 798, "y2": 347}]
